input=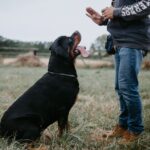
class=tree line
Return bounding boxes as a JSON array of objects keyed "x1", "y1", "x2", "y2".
[
  {"x1": 0, "y1": 36, "x2": 51, "y2": 52},
  {"x1": 0, "y1": 34, "x2": 108, "y2": 58}
]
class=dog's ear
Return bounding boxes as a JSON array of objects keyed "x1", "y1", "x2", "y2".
[
  {"x1": 49, "y1": 36, "x2": 62, "y2": 51},
  {"x1": 49, "y1": 36, "x2": 69, "y2": 58},
  {"x1": 49, "y1": 43, "x2": 53, "y2": 51}
]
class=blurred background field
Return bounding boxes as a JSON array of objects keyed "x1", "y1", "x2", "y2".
[
  {"x1": 0, "y1": 66, "x2": 150, "y2": 150},
  {"x1": 0, "y1": 34, "x2": 150, "y2": 69}
]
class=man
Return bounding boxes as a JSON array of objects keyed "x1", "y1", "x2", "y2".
[{"x1": 86, "y1": 0, "x2": 150, "y2": 144}]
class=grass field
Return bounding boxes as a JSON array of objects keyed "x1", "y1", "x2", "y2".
[{"x1": 0, "y1": 66, "x2": 150, "y2": 150}]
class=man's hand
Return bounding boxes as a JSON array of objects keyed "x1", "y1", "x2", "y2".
[
  {"x1": 102, "y1": 7, "x2": 114, "y2": 20},
  {"x1": 86, "y1": 7, "x2": 104, "y2": 25}
]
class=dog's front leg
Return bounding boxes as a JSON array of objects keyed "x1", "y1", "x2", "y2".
[{"x1": 57, "y1": 112, "x2": 70, "y2": 137}]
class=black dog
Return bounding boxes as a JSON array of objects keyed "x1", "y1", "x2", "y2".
[{"x1": 0, "y1": 31, "x2": 88, "y2": 142}]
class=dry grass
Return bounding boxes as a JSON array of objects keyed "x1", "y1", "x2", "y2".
[
  {"x1": 5, "y1": 53, "x2": 45, "y2": 67},
  {"x1": 0, "y1": 55, "x2": 3, "y2": 64},
  {"x1": 0, "y1": 67, "x2": 150, "y2": 150},
  {"x1": 3, "y1": 57, "x2": 114, "y2": 69},
  {"x1": 76, "y1": 59, "x2": 113, "y2": 68}
]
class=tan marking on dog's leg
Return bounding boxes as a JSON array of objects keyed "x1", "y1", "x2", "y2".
[
  {"x1": 40, "y1": 128, "x2": 51, "y2": 144},
  {"x1": 26, "y1": 143, "x2": 48, "y2": 150}
]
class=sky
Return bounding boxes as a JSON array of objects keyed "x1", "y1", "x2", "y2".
[{"x1": 0, "y1": 0, "x2": 111, "y2": 49}]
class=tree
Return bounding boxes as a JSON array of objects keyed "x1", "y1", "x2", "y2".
[
  {"x1": 95, "y1": 34, "x2": 107, "y2": 51},
  {"x1": 90, "y1": 34, "x2": 107, "y2": 58}
]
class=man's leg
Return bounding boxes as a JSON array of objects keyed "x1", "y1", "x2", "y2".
[
  {"x1": 115, "y1": 49, "x2": 128, "y2": 128},
  {"x1": 105, "y1": 49, "x2": 128, "y2": 138},
  {"x1": 118, "y1": 47, "x2": 144, "y2": 144}
]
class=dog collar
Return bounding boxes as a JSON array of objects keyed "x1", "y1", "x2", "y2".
[{"x1": 48, "y1": 71, "x2": 77, "y2": 78}]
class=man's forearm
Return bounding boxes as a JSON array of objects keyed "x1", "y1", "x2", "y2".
[{"x1": 114, "y1": 0, "x2": 150, "y2": 21}]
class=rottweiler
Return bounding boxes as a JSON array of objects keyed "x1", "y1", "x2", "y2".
[{"x1": 0, "y1": 31, "x2": 89, "y2": 143}]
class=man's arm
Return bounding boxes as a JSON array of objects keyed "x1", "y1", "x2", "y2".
[{"x1": 113, "y1": 0, "x2": 150, "y2": 21}]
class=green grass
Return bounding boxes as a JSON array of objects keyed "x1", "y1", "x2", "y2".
[{"x1": 0, "y1": 67, "x2": 150, "y2": 150}]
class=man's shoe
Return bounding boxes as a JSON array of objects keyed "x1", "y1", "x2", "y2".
[
  {"x1": 118, "y1": 130, "x2": 141, "y2": 145},
  {"x1": 103, "y1": 124, "x2": 127, "y2": 138}
]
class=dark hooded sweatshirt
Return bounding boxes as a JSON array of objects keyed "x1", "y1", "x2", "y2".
[{"x1": 106, "y1": 0, "x2": 150, "y2": 50}]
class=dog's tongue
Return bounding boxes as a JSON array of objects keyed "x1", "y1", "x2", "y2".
[{"x1": 76, "y1": 46, "x2": 90, "y2": 57}]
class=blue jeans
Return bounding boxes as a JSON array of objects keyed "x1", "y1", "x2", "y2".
[{"x1": 115, "y1": 47, "x2": 144, "y2": 134}]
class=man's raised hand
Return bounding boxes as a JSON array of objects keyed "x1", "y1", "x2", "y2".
[{"x1": 86, "y1": 7, "x2": 104, "y2": 25}]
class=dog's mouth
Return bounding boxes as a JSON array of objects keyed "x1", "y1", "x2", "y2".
[
  {"x1": 70, "y1": 31, "x2": 90, "y2": 59},
  {"x1": 75, "y1": 46, "x2": 90, "y2": 58}
]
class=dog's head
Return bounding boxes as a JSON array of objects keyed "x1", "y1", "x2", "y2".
[{"x1": 49, "y1": 31, "x2": 89, "y2": 60}]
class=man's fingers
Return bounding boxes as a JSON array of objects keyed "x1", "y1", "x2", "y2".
[
  {"x1": 86, "y1": 7, "x2": 96, "y2": 15},
  {"x1": 102, "y1": 7, "x2": 114, "y2": 19},
  {"x1": 102, "y1": 11, "x2": 108, "y2": 18},
  {"x1": 102, "y1": 13, "x2": 112, "y2": 19},
  {"x1": 86, "y1": 7, "x2": 100, "y2": 16},
  {"x1": 86, "y1": 13, "x2": 93, "y2": 19},
  {"x1": 86, "y1": 13, "x2": 101, "y2": 20},
  {"x1": 94, "y1": 15, "x2": 101, "y2": 19},
  {"x1": 102, "y1": 9, "x2": 108, "y2": 15},
  {"x1": 103, "y1": 13, "x2": 108, "y2": 19}
]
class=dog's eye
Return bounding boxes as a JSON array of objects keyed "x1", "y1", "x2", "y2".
[{"x1": 68, "y1": 38, "x2": 73, "y2": 45}]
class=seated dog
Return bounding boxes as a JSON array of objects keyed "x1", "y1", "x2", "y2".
[{"x1": 0, "y1": 31, "x2": 89, "y2": 143}]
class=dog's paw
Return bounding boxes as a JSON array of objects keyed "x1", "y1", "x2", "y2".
[{"x1": 26, "y1": 144, "x2": 48, "y2": 150}]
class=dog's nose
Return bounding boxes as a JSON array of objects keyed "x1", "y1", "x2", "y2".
[
  {"x1": 71, "y1": 31, "x2": 81, "y2": 40},
  {"x1": 74, "y1": 31, "x2": 81, "y2": 37},
  {"x1": 74, "y1": 30, "x2": 80, "y2": 35}
]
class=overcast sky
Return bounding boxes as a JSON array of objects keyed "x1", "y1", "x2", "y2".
[{"x1": 0, "y1": 0, "x2": 111, "y2": 48}]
